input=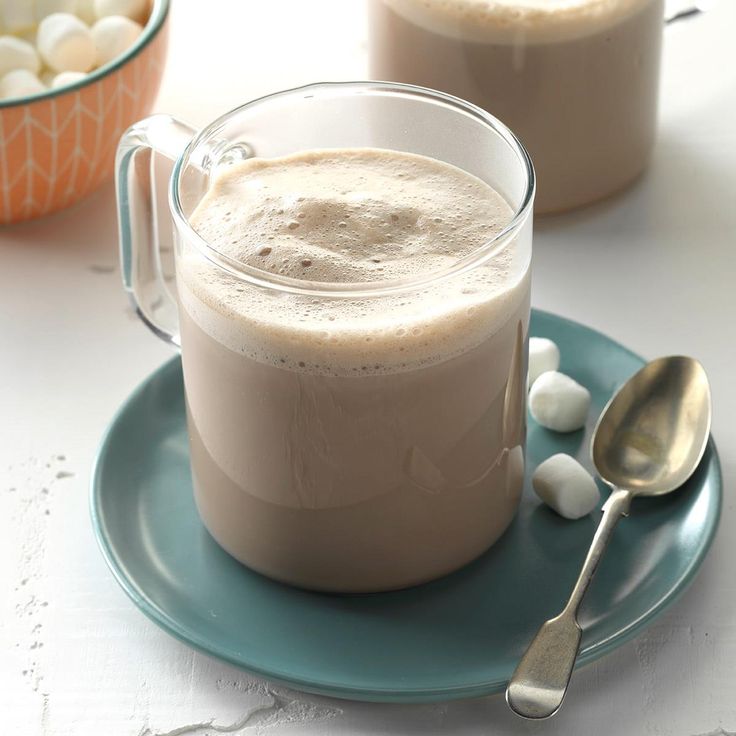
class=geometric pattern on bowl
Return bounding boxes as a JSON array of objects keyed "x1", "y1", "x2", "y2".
[{"x1": 0, "y1": 18, "x2": 167, "y2": 224}]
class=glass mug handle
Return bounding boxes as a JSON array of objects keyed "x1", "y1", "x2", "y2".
[{"x1": 115, "y1": 114, "x2": 196, "y2": 348}]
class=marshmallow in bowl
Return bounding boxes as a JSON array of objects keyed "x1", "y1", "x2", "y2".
[
  {"x1": 94, "y1": 0, "x2": 148, "y2": 22},
  {"x1": 0, "y1": 0, "x2": 152, "y2": 100},
  {"x1": 0, "y1": 35, "x2": 41, "y2": 77},
  {"x1": 91, "y1": 15, "x2": 142, "y2": 66},
  {"x1": 50, "y1": 69, "x2": 87, "y2": 88},
  {"x1": 529, "y1": 370, "x2": 591, "y2": 432},
  {"x1": 528, "y1": 336, "x2": 561, "y2": 387},
  {"x1": 533, "y1": 453, "x2": 600, "y2": 520},
  {"x1": 37, "y1": 12, "x2": 97, "y2": 72},
  {"x1": 0, "y1": 68, "x2": 46, "y2": 99}
]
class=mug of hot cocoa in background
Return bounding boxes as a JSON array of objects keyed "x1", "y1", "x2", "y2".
[
  {"x1": 369, "y1": 0, "x2": 672, "y2": 214},
  {"x1": 116, "y1": 82, "x2": 534, "y2": 592}
]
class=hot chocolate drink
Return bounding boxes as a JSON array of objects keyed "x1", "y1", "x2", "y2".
[
  {"x1": 369, "y1": 0, "x2": 664, "y2": 213},
  {"x1": 178, "y1": 147, "x2": 530, "y2": 591}
]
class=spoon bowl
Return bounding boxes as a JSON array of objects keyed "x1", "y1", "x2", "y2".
[{"x1": 592, "y1": 356, "x2": 712, "y2": 496}]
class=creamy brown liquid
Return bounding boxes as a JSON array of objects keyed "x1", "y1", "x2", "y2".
[
  {"x1": 369, "y1": 0, "x2": 664, "y2": 214},
  {"x1": 179, "y1": 148, "x2": 530, "y2": 592}
]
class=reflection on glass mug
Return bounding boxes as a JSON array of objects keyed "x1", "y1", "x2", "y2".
[
  {"x1": 116, "y1": 82, "x2": 533, "y2": 592},
  {"x1": 369, "y1": 0, "x2": 702, "y2": 214}
]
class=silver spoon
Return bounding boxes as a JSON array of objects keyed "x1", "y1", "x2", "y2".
[{"x1": 506, "y1": 355, "x2": 712, "y2": 720}]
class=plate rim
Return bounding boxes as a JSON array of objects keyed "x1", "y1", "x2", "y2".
[{"x1": 90, "y1": 308, "x2": 723, "y2": 702}]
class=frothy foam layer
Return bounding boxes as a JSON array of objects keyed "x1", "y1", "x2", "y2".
[
  {"x1": 383, "y1": 0, "x2": 655, "y2": 43},
  {"x1": 180, "y1": 148, "x2": 528, "y2": 376},
  {"x1": 189, "y1": 148, "x2": 511, "y2": 283}
]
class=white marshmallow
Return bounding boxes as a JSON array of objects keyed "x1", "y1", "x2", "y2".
[
  {"x1": 0, "y1": 68, "x2": 46, "y2": 99},
  {"x1": 533, "y1": 453, "x2": 600, "y2": 519},
  {"x1": 93, "y1": 0, "x2": 147, "y2": 22},
  {"x1": 528, "y1": 336, "x2": 560, "y2": 387},
  {"x1": 50, "y1": 69, "x2": 86, "y2": 87},
  {"x1": 35, "y1": 0, "x2": 78, "y2": 22},
  {"x1": 36, "y1": 12, "x2": 96, "y2": 72},
  {"x1": 75, "y1": 0, "x2": 97, "y2": 24},
  {"x1": 0, "y1": 35, "x2": 41, "y2": 77},
  {"x1": 529, "y1": 370, "x2": 591, "y2": 432},
  {"x1": 2, "y1": 1, "x2": 35, "y2": 34},
  {"x1": 91, "y1": 14, "x2": 141, "y2": 66}
]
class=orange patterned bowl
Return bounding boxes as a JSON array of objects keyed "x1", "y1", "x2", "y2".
[{"x1": 0, "y1": 0, "x2": 169, "y2": 224}]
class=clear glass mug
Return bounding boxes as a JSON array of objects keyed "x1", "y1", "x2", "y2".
[
  {"x1": 369, "y1": 0, "x2": 700, "y2": 214},
  {"x1": 116, "y1": 82, "x2": 534, "y2": 592}
]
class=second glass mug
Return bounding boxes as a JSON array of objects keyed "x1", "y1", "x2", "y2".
[
  {"x1": 116, "y1": 82, "x2": 534, "y2": 592},
  {"x1": 368, "y1": 0, "x2": 702, "y2": 215}
]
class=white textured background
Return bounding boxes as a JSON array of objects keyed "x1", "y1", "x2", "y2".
[{"x1": 1, "y1": 1, "x2": 735, "y2": 734}]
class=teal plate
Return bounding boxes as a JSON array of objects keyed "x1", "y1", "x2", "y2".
[{"x1": 91, "y1": 309, "x2": 722, "y2": 703}]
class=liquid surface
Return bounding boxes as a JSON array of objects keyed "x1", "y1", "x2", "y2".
[
  {"x1": 190, "y1": 148, "x2": 512, "y2": 284},
  {"x1": 183, "y1": 148, "x2": 524, "y2": 375},
  {"x1": 384, "y1": 0, "x2": 654, "y2": 42}
]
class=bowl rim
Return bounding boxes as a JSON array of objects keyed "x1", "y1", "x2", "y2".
[{"x1": 0, "y1": 0, "x2": 170, "y2": 110}]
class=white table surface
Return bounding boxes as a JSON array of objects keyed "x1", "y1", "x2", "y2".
[{"x1": 2, "y1": 2, "x2": 735, "y2": 734}]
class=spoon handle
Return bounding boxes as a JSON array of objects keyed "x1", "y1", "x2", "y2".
[{"x1": 506, "y1": 487, "x2": 632, "y2": 719}]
